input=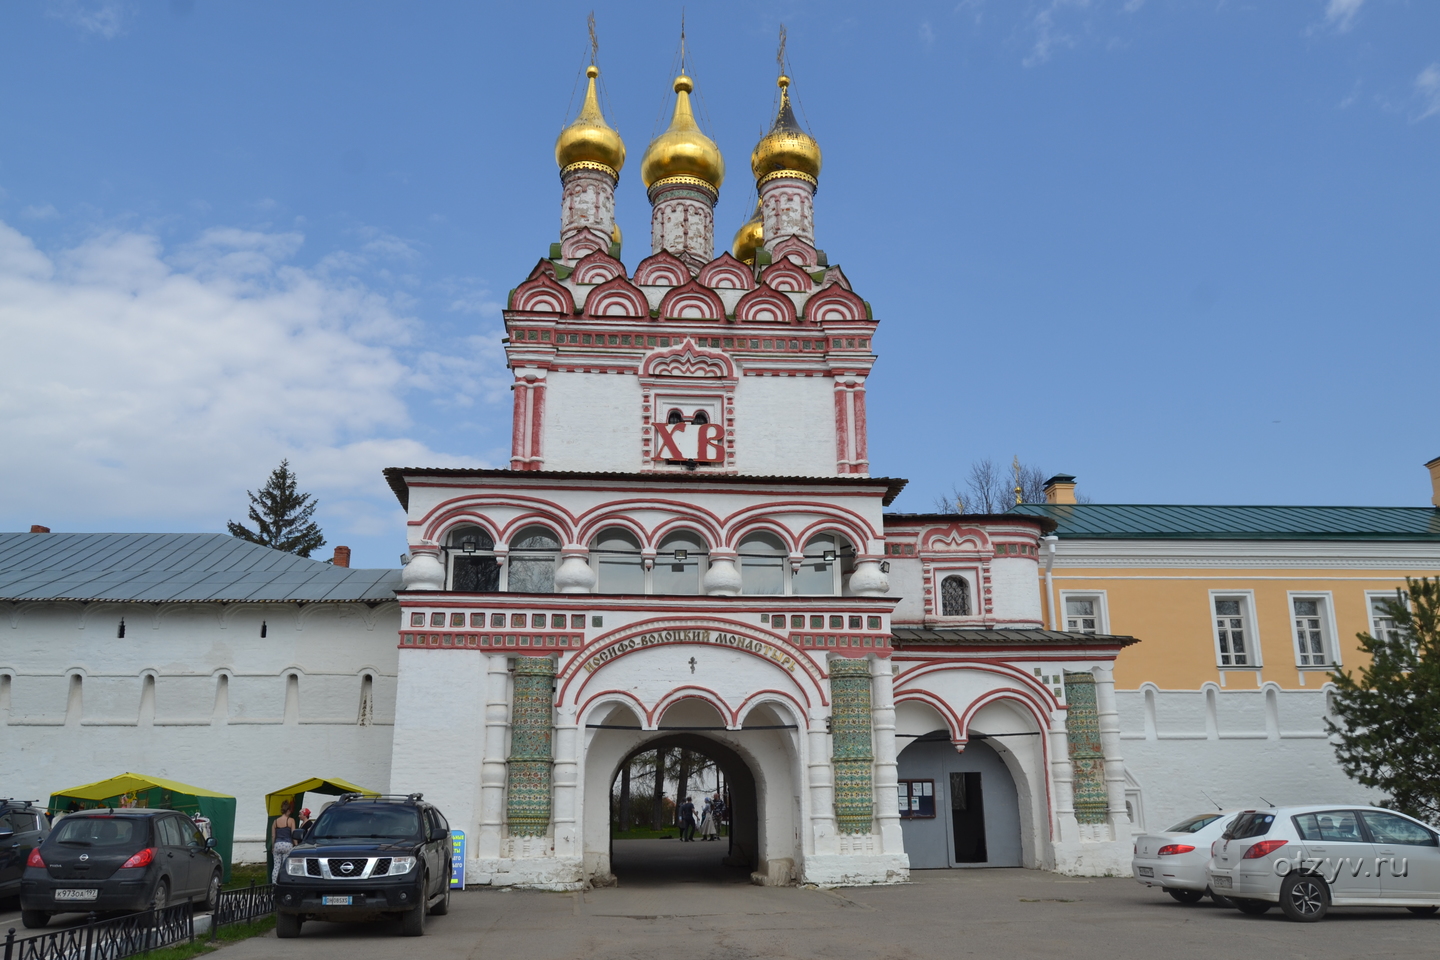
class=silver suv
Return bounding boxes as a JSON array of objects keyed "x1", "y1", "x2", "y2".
[{"x1": 1207, "y1": 805, "x2": 1440, "y2": 921}]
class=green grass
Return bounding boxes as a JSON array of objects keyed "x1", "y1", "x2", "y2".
[
  {"x1": 611, "y1": 824, "x2": 678, "y2": 840},
  {"x1": 131, "y1": 914, "x2": 275, "y2": 959},
  {"x1": 222, "y1": 863, "x2": 269, "y2": 890}
]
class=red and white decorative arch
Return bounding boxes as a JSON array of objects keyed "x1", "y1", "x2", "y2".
[
  {"x1": 759, "y1": 258, "x2": 814, "y2": 294},
  {"x1": 733, "y1": 283, "x2": 797, "y2": 324},
  {"x1": 768, "y1": 235, "x2": 819, "y2": 268},
  {"x1": 808, "y1": 282, "x2": 867, "y2": 323},
  {"x1": 582, "y1": 275, "x2": 648, "y2": 319},
  {"x1": 633, "y1": 250, "x2": 690, "y2": 286},
  {"x1": 511, "y1": 272, "x2": 574, "y2": 315},
  {"x1": 571, "y1": 250, "x2": 626, "y2": 285},
  {"x1": 697, "y1": 252, "x2": 755, "y2": 290},
  {"x1": 658, "y1": 280, "x2": 725, "y2": 321}
]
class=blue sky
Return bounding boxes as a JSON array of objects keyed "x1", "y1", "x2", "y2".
[{"x1": 1, "y1": 0, "x2": 1436, "y2": 567}]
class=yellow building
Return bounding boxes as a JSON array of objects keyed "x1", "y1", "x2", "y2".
[{"x1": 1007, "y1": 461, "x2": 1440, "y2": 831}]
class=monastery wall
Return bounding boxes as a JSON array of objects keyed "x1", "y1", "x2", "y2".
[
  {"x1": 1112, "y1": 687, "x2": 1377, "y2": 836},
  {"x1": 0, "y1": 600, "x2": 401, "y2": 861}
]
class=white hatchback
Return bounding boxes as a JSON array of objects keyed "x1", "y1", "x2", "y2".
[
  {"x1": 1207, "y1": 805, "x2": 1440, "y2": 921},
  {"x1": 1132, "y1": 812, "x2": 1239, "y2": 904}
]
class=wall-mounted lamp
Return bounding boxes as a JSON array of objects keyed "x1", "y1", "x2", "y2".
[
  {"x1": 673, "y1": 550, "x2": 688, "y2": 562},
  {"x1": 880, "y1": 561, "x2": 891, "y2": 573},
  {"x1": 462, "y1": 540, "x2": 477, "y2": 554},
  {"x1": 822, "y1": 550, "x2": 837, "y2": 563}
]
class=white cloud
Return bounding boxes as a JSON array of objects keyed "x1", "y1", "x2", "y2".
[
  {"x1": 1322, "y1": 0, "x2": 1365, "y2": 34},
  {"x1": 0, "y1": 219, "x2": 488, "y2": 536},
  {"x1": 1416, "y1": 63, "x2": 1440, "y2": 121},
  {"x1": 1025, "y1": 0, "x2": 1091, "y2": 68},
  {"x1": 48, "y1": 0, "x2": 132, "y2": 39}
]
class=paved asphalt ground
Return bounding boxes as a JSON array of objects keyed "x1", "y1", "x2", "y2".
[{"x1": 9, "y1": 840, "x2": 1439, "y2": 959}]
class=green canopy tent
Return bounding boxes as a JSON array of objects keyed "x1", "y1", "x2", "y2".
[
  {"x1": 48, "y1": 773, "x2": 237, "y2": 881},
  {"x1": 263, "y1": 777, "x2": 378, "y2": 879}
]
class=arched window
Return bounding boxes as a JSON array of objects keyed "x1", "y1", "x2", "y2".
[
  {"x1": 692, "y1": 410, "x2": 709, "y2": 425},
  {"x1": 448, "y1": 525, "x2": 499, "y2": 592},
  {"x1": 793, "y1": 533, "x2": 852, "y2": 595},
  {"x1": 507, "y1": 525, "x2": 560, "y2": 593},
  {"x1": 592, "y1": 528, "x2": 644, "y2": 594},
  {"x1": 654, "y1": 531, "x2": 707, "y2": 595},
  {"x1": 667, "y1": 409, "x2": 684, "y2": 424},
  {"x1": 941, "y1": 576, "x2": 971, "y2": 616},
  {"x1": 738, "y1": 532, "x2": 787, "y2": 595}
]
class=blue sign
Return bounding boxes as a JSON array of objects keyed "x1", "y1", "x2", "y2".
[{"x1": 450, "y1": 830, "x2": 465, "y2": 889}]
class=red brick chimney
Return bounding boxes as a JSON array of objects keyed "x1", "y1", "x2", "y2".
[
  {"x1": 332, "y1": 545, "x2": 351, "y2": 568},
  {"x1": 30, "y1": 525, "x2": 50, "y2": 533}
]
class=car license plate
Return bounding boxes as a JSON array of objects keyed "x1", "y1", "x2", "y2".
[
  {"x1": 322, "y1": 896, "x2": 353, "y2": 906},
  {"x1": 55, "y1": 889, "x2": 99, "y2": 901},
  {"x1": 1137, "y1": 866, "x2": 1154, "y2": 877},
  {"x1": 1212, "y1": 875, "x2": 1232, "y2": 889}
]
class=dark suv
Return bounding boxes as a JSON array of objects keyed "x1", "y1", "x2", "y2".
[
  {"x1": 1, "y1": 800, "x2": 50, "y2": 902},
  {"x1": 20, "y1": 809, "x2": 222, "y2": 927},
  {"x1": 273, "y1": 793, "x2": 452, "y2": 938}
]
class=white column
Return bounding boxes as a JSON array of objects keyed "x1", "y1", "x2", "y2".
[
  {"x1": 648, "y1": 179, "x2": 717, "y2": 270},
  {"x1": 552, "y1": 701, "x2": 579, "y2": 860},
  {"x1": 806, "y1": 710, "x2": 837, "y2": 855},
  {"x1": 1093, "y1": 665, "x2": 1130, "y2": 838},
  {"x1": 1048, "y1": 722, "x2": 1078, "y2": 844},
  {"x1": 559, "y1": 166, "x2": 617, "y2": 260},
  {"x1": 869, "y1": 657, "x2": 904, "y2": 855},
  {"x1": 759, "y1": 174, "x2": 816, "y2": 252},
  {"x1": 477, "y1": 653, "x2": 510, "y2": 861}
]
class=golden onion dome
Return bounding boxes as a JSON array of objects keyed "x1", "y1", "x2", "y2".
[
  {"x1": 750, "y1": 76, "x2": 821, "y2": 184},
  {"x1": 611, "y1": 222, "x2": 622, "y2": 245},
  {"x1": 555, "y1": 65, "x2": 626, "y2": 177},
  {"x1": 640, "y1": 75, "x2": 725, "y2": 190},
  {"x1": 731, "y1": 200, "x2": 764, "y2": 264}
]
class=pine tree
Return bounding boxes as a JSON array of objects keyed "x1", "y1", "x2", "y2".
[
  {"x1": 1326, "y1": 577, "x2": 1440, "y2": 822},
  {"x1": 226, "y1": 459, "x2": 327, "y2": 558}
]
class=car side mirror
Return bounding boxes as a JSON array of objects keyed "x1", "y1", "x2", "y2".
[{"x1": 206, "y1": 837, "x2": 217, "y2": 849}]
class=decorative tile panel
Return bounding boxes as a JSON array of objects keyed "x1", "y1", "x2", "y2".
[
  {"x1": 1063, "y1": 671, "x2": 1108, "y2": 825},
  {"x1": 506, "y1": 656, "x2": 556, "y2": 837},
  {"x1": 829, "y1": 657, "x2": 874, "y2": 835}
]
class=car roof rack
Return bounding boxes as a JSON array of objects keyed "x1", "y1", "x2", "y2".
[{"x1": 336, "y1": 793, "x2": 424, "y2": 804}]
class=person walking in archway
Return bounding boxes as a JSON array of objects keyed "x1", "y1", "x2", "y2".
[
  {"x1": 678, "y1": 796, "x2": 697, "y2": 842},
  {"x1": 699, "y1": 795, "x2": 718, "y2": 840}
]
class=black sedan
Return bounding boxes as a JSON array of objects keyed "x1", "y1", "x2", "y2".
[{"x1": 19, "y1": 809, "x2": 222, "y2": 927}]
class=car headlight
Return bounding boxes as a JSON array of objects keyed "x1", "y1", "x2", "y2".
[
  {"x1": 286, "y1": 857, "x2": 308, "y2": 876},
  {"x1": 388, "y1": 856, "x2": 417, "y2": 875}
]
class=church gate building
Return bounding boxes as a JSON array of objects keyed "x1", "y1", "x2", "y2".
[{"x1": 382, "y1": 63, "x2": 1140, "y2": 888}]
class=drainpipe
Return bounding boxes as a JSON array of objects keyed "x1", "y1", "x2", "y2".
[{"x1": 1044, "y1": 535, "x2": 1059, "y2": 630}]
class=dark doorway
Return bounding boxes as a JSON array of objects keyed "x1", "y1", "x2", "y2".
[
  {"x1": 950, "y1": 772, "x2": 987, "y2": 863},
  {"x1": 608, "y1": 732, "x2": 756, "y2": 886}
]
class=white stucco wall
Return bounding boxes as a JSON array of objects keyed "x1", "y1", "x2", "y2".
[
  {"x1": 0, "y1": 600, "x2": 401, "y2": 861},
  {"x1": 541, "y1": 372, "x2": 644, "y2": 473},
  {"x1": 1114, "y1": 687, "x2": 1375, "y2": 834},
  {"x1": 733, "y1": 376, "x2": 840, "y2": 477},
  {"x1": 989, "y1": 558, "x2": 1043, "y2": 625}
]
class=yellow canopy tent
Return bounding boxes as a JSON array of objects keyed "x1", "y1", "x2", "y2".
[
  {"x1": 48, "y1": 773, "x2": 236, "y2": 881},
  {"x1": 263, "y1": 778, "x2": 378, "y2": 878}
]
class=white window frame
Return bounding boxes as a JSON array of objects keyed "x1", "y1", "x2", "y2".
[
  {"x1": 930, "y1": 568, "x2": 980, "y2": 618},
  {"x1": 1287, "y1": 591, "x2": 1340, "y2": 669},
  {"x1": 1059, "y1": 590, "x2": 1109, "y2": 635},
  {"x1": 1365, "y1": 589, "x2": 1409, "y2": 646},
  {"x1": 1209, "y1": 590, "x2": 1261, "y2": 669}
]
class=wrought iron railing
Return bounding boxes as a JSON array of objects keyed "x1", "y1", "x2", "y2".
[
  {"x1": 211, "y1": 880, "x2": 274, "y2": 930},
  {"x1": 2, "y1": 902, "x2": 194, "y2": 960}
]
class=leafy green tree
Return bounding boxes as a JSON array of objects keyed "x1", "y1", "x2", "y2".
[
  {"x1": 226, "y1": 459, "x2": 326, "y2": 558},
  {"x1": 1327, "y1": 577, "x2": 1440, "y2": 823}
]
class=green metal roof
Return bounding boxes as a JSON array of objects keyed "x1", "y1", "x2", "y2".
[{"x1": 1008, "y1": 503, "x2": 1440, "y2": 541}]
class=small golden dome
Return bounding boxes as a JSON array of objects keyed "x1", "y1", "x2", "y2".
[
  {"x1": 732, "y1": 200, "x2": 763, "y2": 264},
  {"x1": 640, "y1": 75, "x2": 725, "y2": 190},
  {"x1": 611, "y1": 222, "x2": 622, "y2": 245},
  {"x1": 751, "y1": 75, "x2": 821, "y2": 184},
  {"x1": 555, "y1": 65, "x2": 626, "y2": 177}
]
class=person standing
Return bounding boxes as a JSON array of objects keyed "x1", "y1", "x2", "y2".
[
  {"x1": 271, "y1": 799, "x2": 297, "y2": 882},
  {"x1": 699, "y1": 796, "x2": 717, "y2": 840},
  {"x1": 678, "y1": 796, "x2": 696, "y2": 842}
]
